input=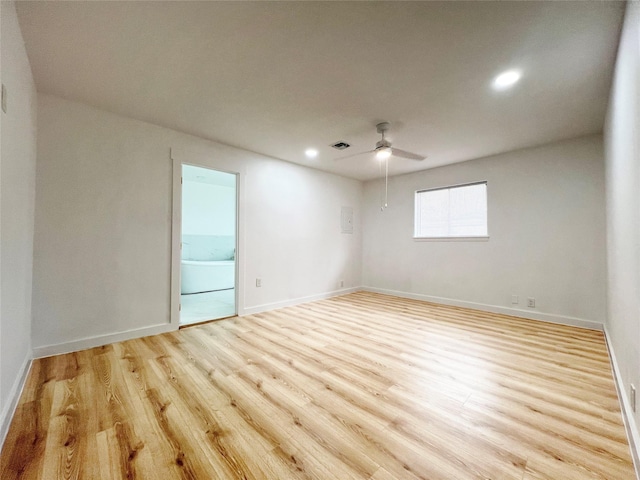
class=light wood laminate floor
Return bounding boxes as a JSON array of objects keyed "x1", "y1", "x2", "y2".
[{"x1": 1, "y1": 292, "x2": 636, "y2": 479}]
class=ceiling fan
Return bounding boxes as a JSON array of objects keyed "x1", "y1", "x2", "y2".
[
  {"x1": 339, "y1": 122, "x2": 426, "y2": 162},
  {"x1": 339, "y1": 122, "x2": 426, "y2": 212}
]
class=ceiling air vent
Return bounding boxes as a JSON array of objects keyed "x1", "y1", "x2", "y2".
[{"x1": 331, "y1": 141, "x2": 350, "y2": 150}]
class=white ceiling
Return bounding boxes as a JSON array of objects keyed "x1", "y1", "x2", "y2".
[{"x1": 16, "y1": 1, "x2": 624, "y2": 181}]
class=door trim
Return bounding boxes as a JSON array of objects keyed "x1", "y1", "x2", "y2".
[
  {"x1": 170, "y1": 150, "x2": 241, "y2": 327},
  {"x1": 170, "y1": 153, "x2": 182, "y2": 328},
  {"x1": 170, "y1": 149, "x2": 244, "y2": 330}
]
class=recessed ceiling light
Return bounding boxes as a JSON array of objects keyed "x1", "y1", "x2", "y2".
[
  {"x1": 492, "y1": 70, "x2": 521, "y2": 90},
  {"x1": 305, "y1": 148, "x2": 318, "y2": 158}
]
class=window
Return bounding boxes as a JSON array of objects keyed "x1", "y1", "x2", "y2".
[{"x1": 414, "y1": 182, "x2": 488, "y2": 239}]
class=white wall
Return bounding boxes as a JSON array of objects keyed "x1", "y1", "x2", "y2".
[
  {"x1": 362, "y1": 135, "x2": 606, "y2": 328},
  {"x1": 182, "y1": 181, "x2": 235, "y2": 236},
  {"x1": 33, "y1": 94, "x2": 362, "y2": 354},
  {"x1": 604, "y1": 0, "x2": 640, "y2": 463},
  {"x1": 0, "y1": 0, "x2": 37, "y2": 442},
  {"x1": 239, "y1": 155, "x2": 361, "y2": 311}
]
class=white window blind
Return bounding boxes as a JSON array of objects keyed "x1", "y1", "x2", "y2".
[{"x1": 414, "y1": 182, "x2": 487, "y2": 238}]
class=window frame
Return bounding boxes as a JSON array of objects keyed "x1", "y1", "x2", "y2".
[{"x1": 413, "y1": 181, "x2": 489, "y2": 241}]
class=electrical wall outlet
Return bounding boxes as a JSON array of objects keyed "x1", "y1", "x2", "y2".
[
  {"x1": 340, "y1": 280, "x2": 345, "y2": 288},
  {"x1": 631, "y1": 384, "x2": 636, "y2": 412},
  {"x1": 1, "y1": 84, "x2": 7, "y2": 113},
  {"x1": 527, "y1": 297, "x2": 536, "y2": 308},
  {"x1": 511, "y1": 295, "x2": 519, "y2": 305},
  {"x1": 256, "y1": 278, "x2": 262, "y2": 287}
]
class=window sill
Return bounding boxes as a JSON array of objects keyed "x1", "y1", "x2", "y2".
[{"x1": 413, "y1": 236, "x2": 490, "y2": 242}]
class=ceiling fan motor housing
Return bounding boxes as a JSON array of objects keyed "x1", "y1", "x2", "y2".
[
  {"x1": 376, "y1": 139, "x2": 391, "y2": 149},
  {"x1": 376, "y1": 122, "x2": 391, "y2": 134},
  {"x1": 376, "y1": 122, "x2": 392, "y2": 150}
]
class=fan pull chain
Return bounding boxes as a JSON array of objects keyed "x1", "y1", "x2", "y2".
[
  {"x1": 379, "y1": 157, "x2": 383, "y2": 211},
  {"x1": 381, "y1": 157, "x2": 388, "y2": 211}
]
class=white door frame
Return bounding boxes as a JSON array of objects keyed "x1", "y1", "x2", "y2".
[{"x1": 170, "y1": 152, "x2": 241, "y2": 327}]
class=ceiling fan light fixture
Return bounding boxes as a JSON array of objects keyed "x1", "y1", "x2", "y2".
[
  {"x1": 376, "y1": 147, "x2": 392, "y2": 161},
  {"x1": 492, "y1": 69, "x2": 521, "y2": 90}
]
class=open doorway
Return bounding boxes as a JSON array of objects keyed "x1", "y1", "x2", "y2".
[{"x1": 180, "y1": 164, "x2": 237, "y2": 326}]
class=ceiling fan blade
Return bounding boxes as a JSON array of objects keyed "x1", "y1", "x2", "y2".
[
  {"x1": 335, "y1": 149, "x2": 375, "y2": 160},
  {"x1": 391, "y1": 147, "x2": 426, "y2": 161}
]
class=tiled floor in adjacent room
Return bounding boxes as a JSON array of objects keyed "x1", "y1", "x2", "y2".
[{"x1": 180, "y1": 288, "x2": 235, "y2": 325}]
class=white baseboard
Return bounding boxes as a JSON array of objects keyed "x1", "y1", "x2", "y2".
[
  {"x1": 241, "y1": 287, "x2": 360, "y2": 316},
  {"x1": 33, "y1": 322, "x2": 177, "y2": 359},
  {"x1": 34, "y1": 288, "x2": 361, "y2": 357},
  {"x1": 603, "y1": 326, "x2": 640, "y2": 479},
  {"x1": 361, "y1": 286, "x2": 603, "y2": 331},
  {"x1": 0, "y1": 353, "x2": 32, "y2": 449}
]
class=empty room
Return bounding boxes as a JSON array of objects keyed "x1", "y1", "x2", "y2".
[{"x1": 1, "y1": 1, "x2": 639, "y2": 479}]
